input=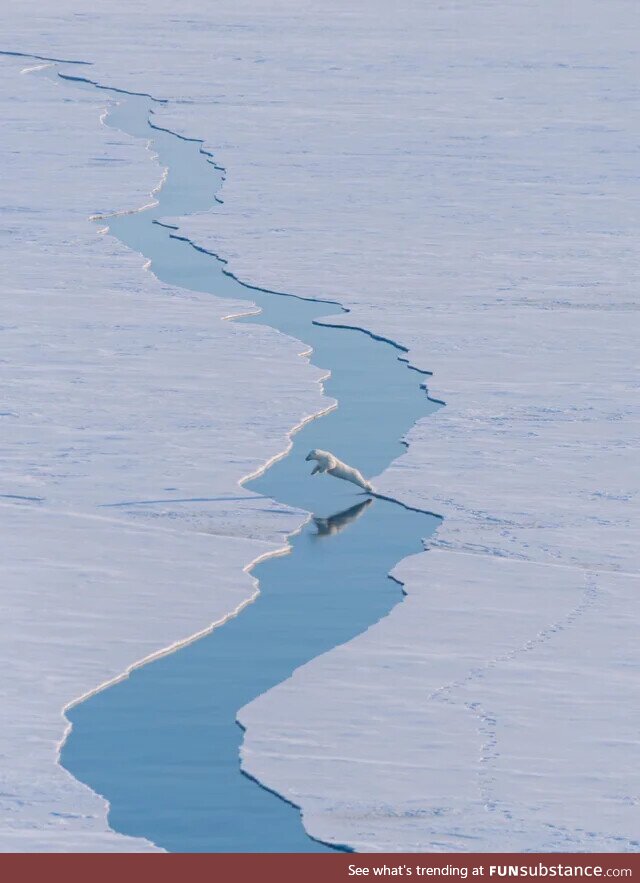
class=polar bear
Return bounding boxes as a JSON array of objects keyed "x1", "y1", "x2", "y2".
[{"x1": 305, "y1": 449, "x2": 374, "y2": 493}]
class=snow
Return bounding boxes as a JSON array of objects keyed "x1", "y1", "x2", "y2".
[
  {"x1": 1, "y1": 0, "x2": 639, "y2": 851},
  {"x1": 0, "y1": 56, "x2": 325, "y2": 850},
  {"x1": 240, "y1": 556, "x2": 638, "y2": 851}
]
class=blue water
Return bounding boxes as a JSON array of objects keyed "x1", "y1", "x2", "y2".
[{"x1": 54, "y1": 73, "x2": 442, "y2": 852}]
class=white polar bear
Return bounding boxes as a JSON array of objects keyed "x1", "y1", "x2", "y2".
[{"x1": 305, "y1": 449, "x2": 374, "y2": 493}]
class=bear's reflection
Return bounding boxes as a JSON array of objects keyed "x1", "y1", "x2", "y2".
[{"x1": 312, "y1": 497, "x2": 373, "y2": 538}]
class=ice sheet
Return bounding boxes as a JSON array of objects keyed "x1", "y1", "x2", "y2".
[
  {"x1": 0, "y1": 56, "x2": 326, "y2": 850},
  {"x1": 1, "y1": 0, "x2": 639, "y2": 851}
]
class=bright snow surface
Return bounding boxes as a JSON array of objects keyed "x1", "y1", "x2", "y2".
[
  {"x1": 1, "y1": 0, "x2": 639, "y2": 851},
  {"x1": 0, "y1": 56, "x2": 326, "y2": 851}
]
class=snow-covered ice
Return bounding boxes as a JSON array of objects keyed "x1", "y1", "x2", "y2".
[
  {"x1": 1, "y1": 0, "x2": 639, "y2": 852},
  {"x1": 0, "y1": 56, "x2": 326, "y2": 850}
]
